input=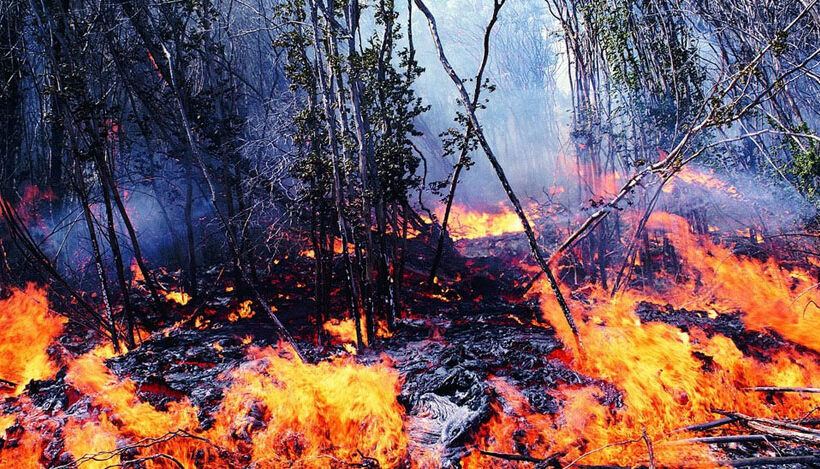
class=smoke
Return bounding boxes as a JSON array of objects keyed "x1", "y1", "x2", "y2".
[
  {"x1": 400, "y1": 0, "x2": 815, "y2": 237},
  {"x1": 401, "y1": 0, "x2": 571, "y2": 208}
]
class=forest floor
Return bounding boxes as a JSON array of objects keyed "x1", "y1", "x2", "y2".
[{"x1": 6, "y1": 229, "x2": 820, "y2": 467}]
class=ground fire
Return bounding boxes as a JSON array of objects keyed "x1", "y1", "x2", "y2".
[
  {"x1": 3, "y1": 165, "x2": 820, "y2": 467},
  {"x1": 2, "y1": 0, "x2": 820, "y2": 467}
]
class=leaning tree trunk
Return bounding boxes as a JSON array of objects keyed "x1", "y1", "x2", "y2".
[
  {"x1": 428, "y1": 0, "x2": 506, "y2": 286},
  {"x1": 100, "y1": 175, "x2": 136, "y2": 347},
  {"x1": 77, "y1": 177, "x2": 121, "y2": 351},
  {"x1": 413, "y1": 0, "x2": 582, "y2": 347}
]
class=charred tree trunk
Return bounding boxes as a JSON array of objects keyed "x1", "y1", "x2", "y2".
[
  {"x1": 96, "y1": 156, "x2": 165, "y2": 316},
  {"x1": 413, "y1": 0, "x2": 582, "y2": 347},
  {"x1": 428, "y1": 0, "x2": 506, "y2": 286},
  {"x1": 184, "y1": 159, "x2": 198, "y2": 298},
  {"x1": 77, "y1": 176, "x2": 121, "y2": 351},
  {"x1": 100, "y1": 175, "x2": 136, "y2": 347}
]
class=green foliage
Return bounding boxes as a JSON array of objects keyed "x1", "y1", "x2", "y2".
[
  {"x1": 432, "y1": 77, "x2": 495, "y2": 199},
  {"x1": 358, "y1": 0, "x2": 430, "y2": 205},
  {"x1": 783, "y1": 123, "x2": 820, "y2": 204},
  {"x1": 278, "y1": 0, "x2": 429, "y2": 222}
]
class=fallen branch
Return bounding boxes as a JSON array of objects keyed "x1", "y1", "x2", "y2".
[
  {"x1": 0, "y1": 378, "x2": 17, "y2": 390},
  {"x1": 478, "y1": 449, "x2": 552, "y2": 464},
  {"x1": 670, "y1": 416, "x2": 737, "y2": 433},
  {"x1": 713, "y1": 410, "x2": 820, "y2": 444},
  {"x1": 744, "y1": 386, "x2": 820, "y2": 394},
  {"x1": 664, "y1": 434, "x2": 776, "y2": 445},
  {"x1": 719, "y1": 455, "x2": 820, "y2": 467},
  {"x1": 562, "y1": 436, "x2": 643, "y2": 468},
  {"x1": 102, "y1": 454, "x2": 184, "y2": 469}
]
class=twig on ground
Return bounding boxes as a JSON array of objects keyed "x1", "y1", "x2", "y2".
[
  {"x1": 744, "y1": 386, "x2": 820, "y2": 394},
  {"x1": 641, "y1": 426, "x2": 656, "y2": 469},
  {"x1": 562, "y1": 437, "x2": 643, "y2": 469},
  {"x1": 670, "y1": 417, "x2": 737, "y2": 433},
  {"x1": 54, "y1": 430, "x2": 218, "y2": 469}
]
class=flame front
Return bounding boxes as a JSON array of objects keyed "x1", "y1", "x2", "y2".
[
  {"x1": 466, "y1": 212, "x2": 820, "y2": 467},
  {"x1": 0, "y1": 286, "x2": 409, "y2": 468}
]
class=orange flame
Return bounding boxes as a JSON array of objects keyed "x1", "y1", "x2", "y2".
[
  {"x1": 431, "y1": 203, "x2": 526, "y2": 240},
  {"x1": 130, "y1": 258, "x2": 144, "y2": 285},
  {"x1": 300, "y1": 239, "x2": 354, "y2": 259},
  {"x1": 323, "y1": 317, "x2": 393, "y2": 348},
  {"x1": 207, "y1": 346, "x2": 408, "y2": 467},
  {"x1": 0, "y1": 285, "x2": 65, "y2": 395},
  {"x1": 663, "y1": 167, "x2": 740, "y2": 197},
  {"x1": 164, "y1": 290, "x2": 190, "y2": 306},
  {"x1": 468, "y1": 212, "x2": 820, "y2": 466}
]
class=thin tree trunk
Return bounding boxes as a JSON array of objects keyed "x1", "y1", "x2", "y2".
[
  {"x1": 78, "y1": 180, "x2": 120, "y2": 351},
  {"x1": 413, "y1": 0, "x2": 582, "y2": 347},
  {"x1": 184, "y1": 159, "x2": 198, "y2": 297},
  {"x1": 118, "y1": 6, "x2": 307, "y2": 358},
  {"x1": 308, "y1": 0, "x2": 365, "y2": 351},
  {"x1": 100, "y1": 174, "x2": 136, "y2": 347},
  {"x1": 428, "y1": 0, "x2": 506, "y2": 285},
  {"x1": 96, "y1": 156, "x2": 165, "y2": 315},
  {"x1": 343, "y1": 0, "x2": 378, "y2": 345}
]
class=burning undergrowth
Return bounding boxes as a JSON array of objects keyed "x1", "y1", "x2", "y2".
[{"x1": 2, "y1": 169, "x2": 820, "y2": 468}]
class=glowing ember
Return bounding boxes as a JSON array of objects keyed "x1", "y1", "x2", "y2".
[
  {"x1": 164, "y1": 290, "x2": 191, "y2": 305},
  {"x1": 300, "y1": 239, "x2": 353, "y2": 259},
  {"x1": 228, "y1": 299, "x2": 256, "y2": 321}
]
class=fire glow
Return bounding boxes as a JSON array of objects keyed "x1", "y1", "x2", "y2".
[
  {"x1": 2, "y1": 176, "x2": 820, "y2": 468},
  {"x1": 433, "y1": 203, "x2": 527, "y2": 240},
  {"x1": 0, "y1": 291, "x2": 408, "y2": 468}
]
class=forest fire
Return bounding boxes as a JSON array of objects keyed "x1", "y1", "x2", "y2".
[
  {"x1": 2, "y1": 0, "x2": 819, "y2": 467},
  {"x1": 3, "y1": 195, "x2": 820, "y2": 467}
]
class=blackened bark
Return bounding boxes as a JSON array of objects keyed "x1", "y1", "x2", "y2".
[
  {"x1": 428, "y1": 0, "x2": 506, "y2": 287},
  {"x1": 414, "y1": 0, "x2": 582, "y2": 347}
]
